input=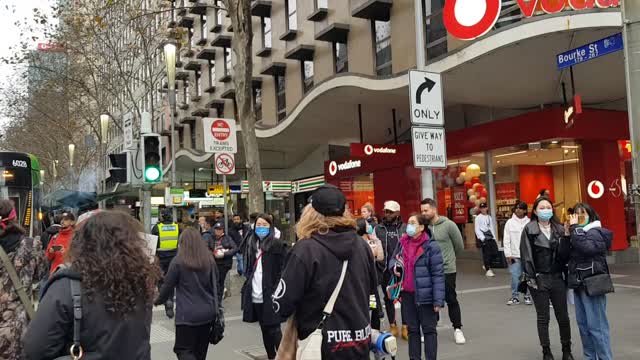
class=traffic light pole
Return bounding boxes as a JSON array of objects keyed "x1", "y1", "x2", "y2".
[
  {"x1": 142, "y1": 187, "x2": 152, "y2": 233},
  {"x1": 169, "y1": 86, "x2": 178, "y2": 223}
]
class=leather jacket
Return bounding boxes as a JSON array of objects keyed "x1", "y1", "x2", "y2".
[{"x1": 520, "y1": 221, "x2": 571, "y2": 281}]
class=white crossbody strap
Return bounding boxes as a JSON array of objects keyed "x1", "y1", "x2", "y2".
[{"x1": 323, "y1": 260, "x2": 348, "y2": 315}]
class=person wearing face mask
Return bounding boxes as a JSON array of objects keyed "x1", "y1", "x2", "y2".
[
  {"x1": 521, "y1": 197, "x2": 573, "y2": 360},
  {"x1": 241, "y1": 214, "x2": 287, "y2": 360},
  {"x1": 566, "y1": 203, "x2": 613, "y2": 360},
  {"x1": 389, "y1": 213, "x2": 445, "y2": 360},
  {"x1": 230, "y1": 214, "x2": 250, "y2": 276},
  {"x1": 474, "y1": 203, "x2": 498, "y2": 277},
  {"x1": 374, "y1": 200, "x2": 407, "y2": 339},
  {"x1": 356, "y1": 218, "x2": 384, "y2": 330}
]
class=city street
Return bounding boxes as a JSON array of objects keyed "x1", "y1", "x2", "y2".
[{"x1": 150, "y1": 259, "x2": 640, "y2": 360}]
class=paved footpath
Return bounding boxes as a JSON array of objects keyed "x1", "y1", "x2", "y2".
[{"x1": 151, "y1": 259, "x2": 640, "y2": 360}]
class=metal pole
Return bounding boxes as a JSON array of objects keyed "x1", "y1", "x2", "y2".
[
  {"x1": 169, "y1": 89, "x2": 177, "y2": 223},
  {"x1": 415, "y1": 0, "x2": 434, "y2": 200},
  {"x1": 622, "y1": 0, "x2": 640, "y2": 243},
  {"x1": 143, "y1": 188, "x2": 152, "y2": 233},
  {"x1": 358, "y1": 104, "x2": 363, "y2": 143},
  {"x1": 392, "y1": 109, "x2": 398, "y2": 144},
  {"x1": 223, "y1": 174, "x2": 228, "y2": 234},
  {"x1": 485, "y1": 150, "x2": 498, "y2": 241}
]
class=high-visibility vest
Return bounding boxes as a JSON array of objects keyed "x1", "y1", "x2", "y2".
[{"x1": 158, "y1": 223, "x2": 179, "y2": 250}]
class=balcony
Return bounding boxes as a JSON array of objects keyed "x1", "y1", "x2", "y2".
[
  {"x1": 204, "y1": 85, "x2": 216, "y2": 93},
  {"x1": 351, "y1": 0, "x2": 392, "y2": 21},
  {"x1": 315, "y1": 23, "x2": 350, "y2": 43},
  {"x1": 285, "y1": 45, "x2": 315, "y2": 61},
  {"x1": 307, "y1": 8, "x2": 328, "y2": 22},
  {"x1": 221, "y1": 88, "x2": 236, "y2": 100},
  {"x1": 189, "y1": 1, "x2": 207, "y2": 15},
  {"x1": 252, "y1": 77, "x2": 263, "y2": 89},
  {"x1": 279, "y1": 29, "x2": 298, "y2": 41},
  {"x1": 211, "y1": 34, "x2": 232, "y2": 48},
  {"x1": 178, "y1": 15, "x2": 195, "y2": 28},
  {"x1": 260, "y1": 62, "x2": 286, "y2": 76},
  {"x1": 196, "y1": 48, "x2": 216, "y2": 61},
  {"x1": 179, "y1": 115, "x2": 197, "y2": 124},
  {"x1": 207, "y1": 99, "x2": 225, "y2": 114},
  {"x1": 251, "y1": 0, "x2": 272, "y2": 17},
  {"x1": 219, "y1": 73, "x2": 233, "y2": 83},
  {"x1": 191, "y1": 108, "x2": 210, "y2": 117},
  {"x1": 176, "y1": 71, "x2": 190, "y2": 81},
  {"x1": 184, "y1": 60, "x2": 202, "y2": 71},
  {"x1": 256, "y1": 47, "x2": 272, "y2": 57}
]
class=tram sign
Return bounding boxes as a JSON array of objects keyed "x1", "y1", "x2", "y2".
[{"x1": 556, "y1": 33, "x2": 623, "y2": 70}]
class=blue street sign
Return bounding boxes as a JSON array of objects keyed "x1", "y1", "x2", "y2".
[{"x1": 556, "y1": 33, "x2": 623, "y2": 70}]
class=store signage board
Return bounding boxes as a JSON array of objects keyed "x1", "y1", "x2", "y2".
[
  {"x1": 411, "y1": 126, "x2": 447, "y2": 169},
  {"x1": 203, "y1": 118, "x2": 237, "y2": 153},
  {"x1": 556, "y1": 33, "x2": 623, "y2": 70},
  {"x1": 409, "y1": 70, "x2": 444, "y2": 126},
  {"x1": 215, "y1": 153, "x2": 236, "y2": 175}
]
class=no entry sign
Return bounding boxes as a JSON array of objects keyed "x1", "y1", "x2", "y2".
[
  {"x1": 215, "y1": 153, "x2": 236, "y2": 175},
  {"x1": 203, "y1": 118, "x2": 237, "y2": 153}
]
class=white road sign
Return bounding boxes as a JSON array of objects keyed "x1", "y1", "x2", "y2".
[
  {"x1": 409, "y1": 70, "x2": 444, "y2": 126},
  {"x1": 215, "y1": 153, "x2": 236, "y2": 175},
  {"x1": 411, "y1": 126, "x2": 447, "y2": 169},
  {"x1": 203, "y1": 118, "x2": 237, "y2": 154},
  {"x1": 123, "y1": 113, "x2": 135, "y2": 150}
]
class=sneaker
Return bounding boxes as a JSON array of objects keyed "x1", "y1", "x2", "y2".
[
  {"x1": 524, "y1": 296, "x2": 533, "y2": 305},
  {"x1": 507, "y1": 298, "x2": 520, "y2": 305},
  {"x1": 401, "y1": 325, "x2": 409, "y2": 341},
  {"x1": 165, "y1": 300, "x2": 175, "y2": 319},
  {"x1": 454, "y1": 329, "x2": 466, "y2": 345},
  {"x1": 486, "y1": 269, "x2": 495, "y2": 277}
]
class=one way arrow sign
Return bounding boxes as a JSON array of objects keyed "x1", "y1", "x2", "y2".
[{"x1": 409, "y1": 70, "x2": 443, "y2": 126}]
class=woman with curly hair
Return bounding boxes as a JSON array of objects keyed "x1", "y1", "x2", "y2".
[{"x1": 23, "y1": 211, "x2": 161, "y2": 359}]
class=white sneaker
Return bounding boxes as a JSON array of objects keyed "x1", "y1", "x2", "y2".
[
  {"x1": 454, "y1": 329, "x2": 466, "y2": 345},
  {"x1": 486, "y1": 269, "x2": 495, "y2": 277},
  {"x1": 524, "y1": 296, "x2": 533, "y2": 305}
]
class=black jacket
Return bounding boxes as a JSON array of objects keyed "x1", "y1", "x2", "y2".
[
  {"x1": 274, "y1": 227, "x2": 378, "y2": 360},
  {"x1": 520, "y1": 221, "x2": 571, "y2": 282},
  {"x1": 23, "y1": 269, "x2": 152, "y2": 360},
  {"x1": 41, "y1": 224, "x2": 61, "y2": 249},
  {"x1": 155, "y1": 257, "x2": 219, "y2": 326},
  {"x1": 229, "y1": 223, "x2": 251, "y2": 247},
  {"x1": 242, "y1": 232, "x2": 287, "y2": 326},
  {"x1": 375, "y1": 221, "x2": 406, "y2": 265},
  {"x1": 210, "y1": 234, "x2": 238, "y2": 268},
  {"x1": 567, "y1": 221, "x2": 613, "y2": 289}
]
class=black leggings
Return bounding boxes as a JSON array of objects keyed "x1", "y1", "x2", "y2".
[
  {"x1": 174, "y1": 323, "x2": 212, "y2": 360},
  {"x1": 529, "y1": 273, "x2": 572, "y2": 350},
  {"x1": 253, "y1": 303, "x2": 282, "y2": 359}
]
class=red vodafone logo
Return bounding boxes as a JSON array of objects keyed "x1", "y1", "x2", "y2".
[
  {"x1": 211, "y1": 120, "x2": 230, "y2": 141},
  {"x1": 329, "y1": 161, "x2": 338, "y2": 176},
  {"x1": 364, "y1": 145, "x2": 374, "y2": 156},
  {"x1": 443, "y1": 0, "x2": 502, "y2": 40},
  {"x1": 587, "y1": 180, "x2": 605, "y2": 199}
]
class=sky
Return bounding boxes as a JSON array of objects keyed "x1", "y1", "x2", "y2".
[{"x1": 0, "y1": 0, "x2": 56, "y2": 127}]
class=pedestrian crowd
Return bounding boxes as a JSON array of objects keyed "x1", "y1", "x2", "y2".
[{"x1": 0, "y1": 183, "x2": 615, "y2": 360}]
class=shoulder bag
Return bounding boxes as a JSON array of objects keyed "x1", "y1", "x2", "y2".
[
  {"x1": 209, "y1": 261, "x2": 225, "y2": 345},
  {"x1": 0, "y1": 243, "x2": 36, "y2": 319},
  {"x1": 54, "y1": 279, "x2": 91, "y2": 360},
  {"x1": 296, "y1": 260, "x2": 348, "y2": 360},
  {"x1": 582, "y1": 261, "x2": 615, "y2": 297}
]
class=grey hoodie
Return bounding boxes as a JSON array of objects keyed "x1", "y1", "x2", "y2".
[{"x1": 430, "y1": 216, "x2": 464, "y2": 274}]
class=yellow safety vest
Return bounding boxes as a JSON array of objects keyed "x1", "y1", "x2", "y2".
[{"x1": 158, "y1": 223, "x2": 179, "y2": 250}]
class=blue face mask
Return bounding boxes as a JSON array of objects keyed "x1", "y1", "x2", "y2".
[
  {"x1": 366, "y1": 223, "x2": 375, "y2": 235},
  {"x1": 255, "y1": 226, "x2": 270, "y2": 239},
  {"x1": 406, "y1": 224, "x2": 418, "y2": 237},
  {"x1": 537, "y1": 209, "x2": 554, "y2": 221}
]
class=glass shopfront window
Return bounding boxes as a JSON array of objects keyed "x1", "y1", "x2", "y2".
[{"x1": 337, "y1": 174, "x2": 375, "y2": 218}]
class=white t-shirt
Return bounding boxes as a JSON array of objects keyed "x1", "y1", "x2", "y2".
[{"x1": 252, "y1": 249, "x2": 264, "y2": 303}]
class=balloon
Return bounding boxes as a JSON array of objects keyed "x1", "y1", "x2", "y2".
[
  {"x1": 475, "y1": 199, "x2": 481, "y2": 206},
  {"x1": 467, "y1": 189, "x2": 475, "y2": 197},
  {"x1": 456, "y1": 176, "x2": 464, "y2": 185},
  {"x1": 471, "y1": 177, "x2": 481, "y2": 185},
  {"x1": 464, "y1": 181, "x2": 472, "y2": 189},
  {"x1": 472, "y1": 183, "x2": 481, "y2": 191},
  {"x1": 469, "y1": 195, "x2": 477, "y2": 203},
  {"x1": 466, "y1": 163, "x2": 481, "y2": 178},
  {"x1": 476, "y1": 184, "x2": 485, "y2": 194},
  {"x1": 479, "y1": 197, "x2": 487, "y2": 204},
  {"x1": 480, "y1": 189, "x2": 488, "y2": 198}
]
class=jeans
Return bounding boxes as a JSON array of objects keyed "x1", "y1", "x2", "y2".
[
  {"x1": 236, "y1": 253, "x2": 244, "y2": 276},
  {"x1": 529, "y1": 273, "x2": 572, "y2": 350},
  {"x1": 508, "y1": 259, "x2": 526, "y2": 299},
  {"x1": 402, "y1": 291, "x2": 438, "y2": 360},
  {"x1": 444, "y1": 273, "x2": 462, "y2": 329},
  {"x1": 253, "y1": 303, "x2": 283, "y2": 359},
  {"x1": 174, "y1": 322, "x2": 212, "y2": 360},
  {"x1": 574, "y1": 289, "x2": 612, "y2": 360}
]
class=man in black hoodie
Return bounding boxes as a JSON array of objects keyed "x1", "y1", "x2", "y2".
[{"x1": 274, "y1": 185, "x2": 378, "y2": 360}]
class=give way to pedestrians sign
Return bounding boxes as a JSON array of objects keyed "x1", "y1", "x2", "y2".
[{"x1": 215, "y1": 153, "x2": 236, "y2": 175}]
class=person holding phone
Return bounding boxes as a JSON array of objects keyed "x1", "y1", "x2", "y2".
[
  {"x1": 503, "y1": 201, "x2": 532, "y2": 305},
  {"x1": 356, "y1": 218, "x2": 384, "y2": 330},
  {"x1": 46, "y1": 213, "x2": 75, "y2": 276}
]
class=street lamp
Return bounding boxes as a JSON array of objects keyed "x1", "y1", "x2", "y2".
[
  {"x1": 100, "y1": 114, "x2": 109, "y2": 144},
  {"x1": 99, "y1": 114, "x2": 110, "y2": 209},
  {"x1": 40, "y1": 169, "x2": 45, "y2": 185},
  {"x1": 164, "y1": 41, "x2": 178, "y2": 222},
  {"x1": 68, "y1": 143, "x2": 75, "y2": 167}
]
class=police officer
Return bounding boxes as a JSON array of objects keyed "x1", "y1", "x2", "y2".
[{"x1": 152, "y1": 208, "x2": 180, "y2": 318}]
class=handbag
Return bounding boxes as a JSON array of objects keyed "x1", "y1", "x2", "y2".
[
  {"x1": 0, "y1": 243, "x2": 35, "y2": 320},
  {"x1": 209, "y1": 260, "x2": 225, "y2": 344},
  {"x1": 583, "y1": 273, "x2": 614, "y2": 296},
  {"x1": 296, "y1": 260, "x2": 348, "y2": 360},
  {"x1": 54, "y1": 279, "x2": 91, "y2": 360}
]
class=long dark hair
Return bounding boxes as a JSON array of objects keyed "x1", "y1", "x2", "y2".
[
  {"x1": 0, "y1": 199, "x2": 25, "y2": 237},
  {"x1": 67, "y1": 211, "x2": 161, "y2": 316},
  {"x1": 530, "y1": 197, "x2": 561, "y2": 225},
  {"x1": 178, "y1": 228, "x2": 212, "y2": 271},
  {"x1": 573, "y1": 203, "x2": 600, "y2": 222},
  {"x1": 252, "y1": 213, "x2": 278, "y2": 251}
]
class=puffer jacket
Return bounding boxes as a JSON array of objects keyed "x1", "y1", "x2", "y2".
[
  {"x1": 389, "y1": 232, "x2": 445, "y2": 307},
  {"x1": 567, "y1": 221, "x2": 613, "y2": 289}
]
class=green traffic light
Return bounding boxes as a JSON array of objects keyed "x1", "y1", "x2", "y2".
[{"x1": 145, "y1": 166, "x2": 161, "y2": 182}]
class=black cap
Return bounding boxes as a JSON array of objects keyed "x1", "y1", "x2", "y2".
[
  {"x1": 61, "y1": 212, "x2": 75, "y2": 222},
  {"x1": 479, "y1": 203, "x2": 488, "y2": 209},
  {"x1": 310, "y1": 184, "x2": 346, "y2": 217},
  {"x1": 213, "y1": 222, "x2": 224, "y2": 230}
]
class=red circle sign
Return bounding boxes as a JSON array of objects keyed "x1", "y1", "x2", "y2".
[
  {"x1": 211, "y1": 120, "x2": 231, "y2": 141},
  {"x1": 443, "y1": 0, "x2": 502, "y2": 40},
  {"x1": 216, "y1": 153, "x2": 235, "y2": 175}
]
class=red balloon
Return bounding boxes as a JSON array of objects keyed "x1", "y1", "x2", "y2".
[
  {"x1": 464, "y1": 181, "x2": 472, "y2": 189},
  {"x1": 480, "y1": 189, "x2": 488, "y2": 198},
  {"x1": 471, "y1": 177, "x2": 481, "y2": 185},
  {"x1": 476, "y1": 185, "x2": 485, "y2": 194}
]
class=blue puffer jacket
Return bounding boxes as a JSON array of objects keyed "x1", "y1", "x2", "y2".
[{"x1": 389, "y1": 233, "x2": 445, "y2": 307}]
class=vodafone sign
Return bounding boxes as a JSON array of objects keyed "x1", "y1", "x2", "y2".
[
  {"x1": 443, "y1": 0, "x2": 620, "y2": 40},
  {"x1": 587, "y1": 180, "x2": 605, "y2": 199}
]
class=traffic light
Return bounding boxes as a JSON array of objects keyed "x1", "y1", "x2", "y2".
[
  {"x1": 142, "y1": 134, "x2": 162, "y2": 183},
  {"x1": 108, "y1": 153, "x2": 127, "y2": 184}
]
